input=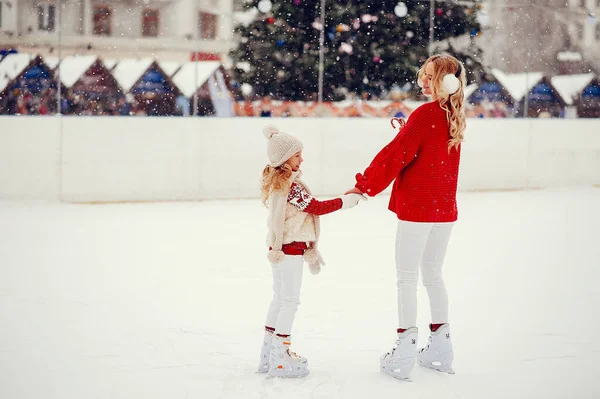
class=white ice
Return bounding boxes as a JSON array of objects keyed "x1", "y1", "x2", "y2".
[{"x1": 1, "y1": 188, "x2": 599, "y2": 399}]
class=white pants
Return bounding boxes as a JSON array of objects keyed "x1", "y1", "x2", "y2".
[
  {"x1": 265, "y1": 255, "x2": 304, "y2": 335},
  {"x1": 395, "y1": 220, "x2": 454, "y2": 329}
]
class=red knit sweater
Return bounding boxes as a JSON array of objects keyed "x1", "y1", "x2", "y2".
[{"x1": 355, "y1": 101, "x2": 461, "y2": 223}]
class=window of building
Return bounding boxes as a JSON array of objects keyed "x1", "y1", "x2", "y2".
[
  {"x1": 0, "y1": 2, "x2": 3, "y2": 29},
  {"x1": 142, "y1": 9, "x2": 159, "y2": 37},
  {"x1": 93, "y1": 6, "x2": 111, "y2": 36},
  {"x1": 596, "y1": 22, "x2": 600, "y2": 40},
  {"x1": 37, "y1": 3, "x2": 56, "y2": 32},
  {"x1": 198, "y1": 12, "x2": 217, "y2": 39},
  {"x1": 577, "y1": 22, "x2": 584, "y2": 40}
]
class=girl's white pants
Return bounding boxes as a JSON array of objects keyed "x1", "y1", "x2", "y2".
[
  {"x1": 265, "y1": 255, "x2": 304, "y2": 335},
  {"x1": 395, "y1": 220, "x2": 454, "y2": 329}
]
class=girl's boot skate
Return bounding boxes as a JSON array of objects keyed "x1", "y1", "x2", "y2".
[
  {"x1": 257, "y1": 329, "x2": 273, "y2": 373},
  {"x1": 266, "y1": 335, "x2": 309, "y2": 378},
  {"x1": 380, "y1": 327, "x2": 418, "y2": 381},
  {"x1": 418, "y1": 323, "x2": 455, "y2": 374}
]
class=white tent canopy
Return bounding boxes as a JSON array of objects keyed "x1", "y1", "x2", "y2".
[
  {"x1": 103, "y1": 59, "x2": 118, "y2": 70},
  {"x1": 491, "y1": 69, "x2": 544, "y2": 101},
  {"x1": 112, "y1": 58, "x2": 154, "y2": 93},
  {"x1": 44, "y1": 56, "x2": 60, "y2": 70},
  {"x1": 171, "y1": 61, "x2": 221, "y2": 98},
  {"x1": 0, "y1": 53, "x2": 36, "y2": 92},
  {"x1": 58, "y1": 55, "x2": 98, "y2": 88},
  {"x1": 551, "y1": 73, "x2": 596, "y2": 105},
  {"x1": 158, "y1": 61, "x2": 182, "y2": 78}
]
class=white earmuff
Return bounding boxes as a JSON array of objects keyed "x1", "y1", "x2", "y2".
[{"x1": 442, "y1": 74, "x2": 460, "y2": 95}]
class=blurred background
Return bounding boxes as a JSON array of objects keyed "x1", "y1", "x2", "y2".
[
  {"x1": 1, "y1": 3, "x2": 600, "y2": 399},
  {"x1": 0, "y1": 0, "x2": 599, "y2": 118}
]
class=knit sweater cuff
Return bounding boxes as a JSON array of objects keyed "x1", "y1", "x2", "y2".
[{"x1": 355, "y1": 174, "x2": 373, "y2": 196}]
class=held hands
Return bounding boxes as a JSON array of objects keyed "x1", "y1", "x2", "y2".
[
  {"x1": 340, "y1": 192, "x2": 367, "y2": 210},
  {"x1": 344, "y1": 187, "x2": 364, "y2": 196}
]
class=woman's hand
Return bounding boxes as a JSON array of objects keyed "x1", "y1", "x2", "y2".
[{"x1": 344, "y1": 187, "x2": 364, "y2": 196}]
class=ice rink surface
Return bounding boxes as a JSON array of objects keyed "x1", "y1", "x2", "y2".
[{"x1": 1, "y1": 187, "x2": 599, "y2": 399}]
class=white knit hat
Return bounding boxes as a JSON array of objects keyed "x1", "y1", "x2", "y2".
[{"x1": 264, "y1": 125, "x2": 303, "y2": 167}]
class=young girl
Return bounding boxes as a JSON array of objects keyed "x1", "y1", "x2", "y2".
[
  {"x1": 258, "y1": 125, "x2": 364, "y2": 378},
  {"x1": 346, "y1": 54, "x2": 466, "y2": 381}
]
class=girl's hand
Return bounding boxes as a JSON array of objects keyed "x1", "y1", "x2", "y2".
[
  {"x1": 340, "y1": 193, "x2": 367, "y2": 210},
  {"x1": 344, "y1": 187, "x2": 364, "y2": 195}
]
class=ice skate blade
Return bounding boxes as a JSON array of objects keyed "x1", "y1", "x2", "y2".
[
  {"x1": 266, "y1": 368, "x2": 310, "y2": 379},
  {"x1": 380, "y1": 365, "x2": 412, "y2": 382},
  {"x1": 418, "y1": 360, "x2": 455, "y2": 374},
  {"x1": 261, "y1": 361, "x2": 308, "y2": 375}
]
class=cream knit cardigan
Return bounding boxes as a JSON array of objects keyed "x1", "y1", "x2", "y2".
[{"x1": 266, "y1": 171, "x2": 325, "y2": 275}]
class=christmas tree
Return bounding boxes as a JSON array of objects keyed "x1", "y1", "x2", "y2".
[{"x1": 231, "y1": 0, "x2": 482, "y2": 101}]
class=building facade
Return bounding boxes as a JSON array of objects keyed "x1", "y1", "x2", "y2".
[
  {"x1": 0, "y1": 0, "x2": 234, "y2": 61},
  {"x1": 567, "y1": 0, "x2": 600, "y2": 70},
  {"x1": 478, "y1": 0, "x2": 600, "y2": 74}
]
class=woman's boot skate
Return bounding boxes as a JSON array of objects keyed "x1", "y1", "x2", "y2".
[
  {"x1": 418, "y1": 323, "x2": 455, "y2": 374},
  {"x1": 380, "y1": 327, "x2": 418, "y2": 381},
  {"x1": 266, "y1": 335, "x2": 309, "y2": 378}
]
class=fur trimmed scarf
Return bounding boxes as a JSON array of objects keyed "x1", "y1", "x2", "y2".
[{"x1": 266, "y1": 172, "x2": 325, "y2": 275}]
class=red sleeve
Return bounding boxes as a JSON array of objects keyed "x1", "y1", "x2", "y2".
[
  {"x1": 355, "y1": 107, "x2": 425, "y2": 196},
  {"x1": 288, "y1": 183, "x2": 342, "y2": 216},
  {"x1": 304, "y1": 197, "x2": 343, "y2": 215}
]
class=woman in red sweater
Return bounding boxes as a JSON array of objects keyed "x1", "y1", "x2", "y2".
[{"x1": 346, "y1": 54, "x2": 466, "y2": 381}]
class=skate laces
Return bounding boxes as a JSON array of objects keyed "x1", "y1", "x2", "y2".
[
  {"x1": 387, "y1": 339, "x2": 401, "y2": 356},
  {"x1": 287, "y1": 349, "x2": 304, "y2": 360},
  {"x1": 420, "y1": 335, "x2": 433, "y2": 353}
]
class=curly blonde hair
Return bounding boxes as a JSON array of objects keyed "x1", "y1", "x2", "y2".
[
  {"x1": 260, "y1": 163, "x2": 293, "y2": 207},
  {"x1": 417, "y1": 54, "x2": 466, "y2": 151}
]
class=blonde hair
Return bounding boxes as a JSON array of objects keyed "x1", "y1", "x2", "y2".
[
  {"x1": 417, "y1": 54, "x2": 466, "y2": 151},
  {"x1": 260, "y1": 163, "x2": 293, "y2": 207}
]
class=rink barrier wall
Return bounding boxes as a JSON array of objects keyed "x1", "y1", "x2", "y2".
[{"x1": 1, "y1": 117, "x2": 599, "y2": 202}]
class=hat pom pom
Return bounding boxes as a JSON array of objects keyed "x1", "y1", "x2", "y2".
[
  {"x1": 442, "y1": 74, "x2": 460, "y2": 95},
  {"x1": 263, "y1": 125, "x2": 280, "y2": 140}
]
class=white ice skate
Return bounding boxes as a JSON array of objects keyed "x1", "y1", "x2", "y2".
[
  {"x1": 418, "y1": 323, "x2": 455, "y2": 374},
  {"x1": 266, "y1": 335, "x2": 309, "y2": 379},
  {"x1": 257, "y1": 330, "x2": 273, "y2": 373},
  {"x1": 380, "y1": 327, "x2": 418, "y2": 382}
]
